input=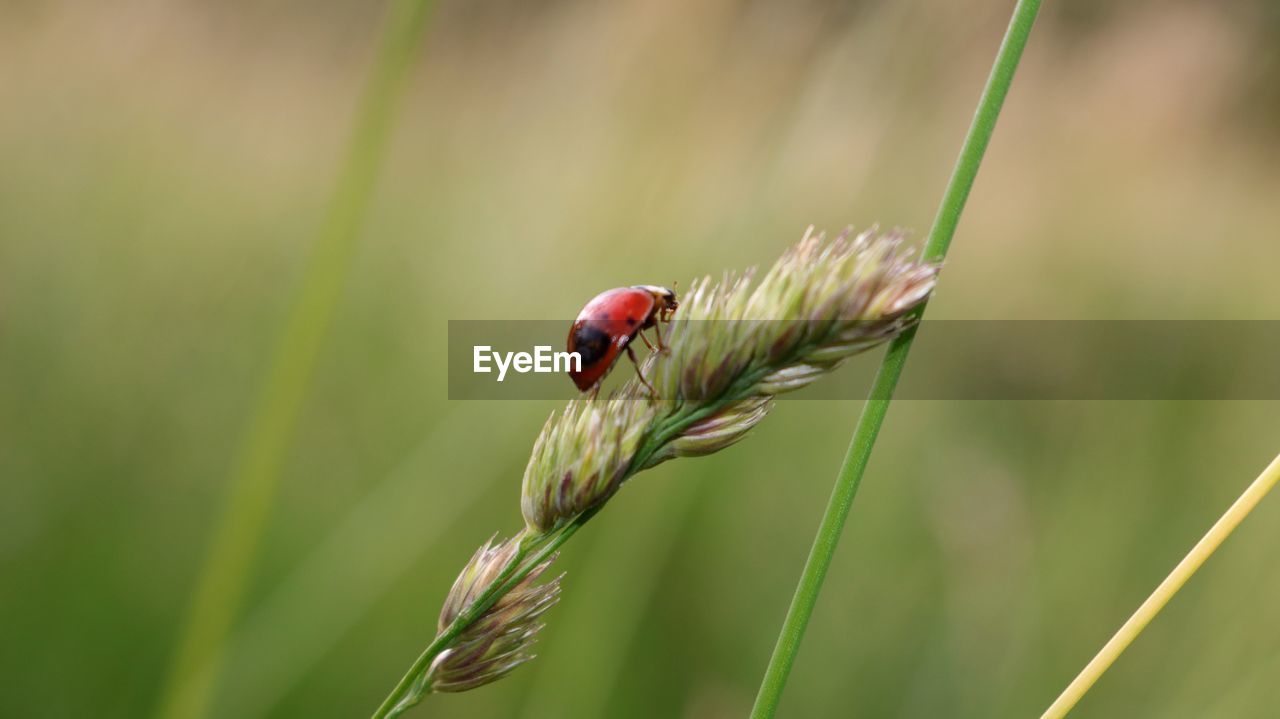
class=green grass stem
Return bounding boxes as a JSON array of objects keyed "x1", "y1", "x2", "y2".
[
  {"x1": 749, "y1": 1, "x2": 1043, "y2": 716},
  {"x1": 152, "y1": 2, "x2": 437, "y2": 718}
]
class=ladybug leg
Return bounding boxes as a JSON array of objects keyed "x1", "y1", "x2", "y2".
[
  {"x1": 636, "y1": 330, "x2": 656, "y2": 352},
  {"x1": 652, "y1": 320, "x2": 669, "y2": 353},
  {"x1": 625, "y1": 344, "x2": 656, "y2": 395}
]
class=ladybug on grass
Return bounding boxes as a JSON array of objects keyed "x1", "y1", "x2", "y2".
[{"x1": 567, "y1": 285, "x2": 679, "y2": 395}]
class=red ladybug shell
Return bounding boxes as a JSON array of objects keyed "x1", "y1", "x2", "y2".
[{"x1": 567, "y1": 286, "x2": 673, "y2": 392}]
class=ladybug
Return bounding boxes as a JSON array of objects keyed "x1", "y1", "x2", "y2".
[{"x1": 567, "y1": 285, "x2": 679, "y2": 394}]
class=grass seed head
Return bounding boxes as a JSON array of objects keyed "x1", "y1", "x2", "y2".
[
  {"x1": 426, "y1": 536, "x2": 561, "y2": 692},
  {"x1": 654, "y1": 226, "x2": 938, "y2": 399},
  {"x1": 520, "y1": 226, "x2": 937, "y2": 532},
  {"x1": 520, "y1": 399, "x2": 658, "y2": 532}
]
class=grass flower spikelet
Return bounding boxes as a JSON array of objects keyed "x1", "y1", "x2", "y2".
[{"x1": 425, "y1": 537, "x2": 560, "y2": 694}]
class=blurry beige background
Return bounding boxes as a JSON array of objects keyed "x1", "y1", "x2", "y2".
[{"x1": 2, "y1": 1, "x2": 1279, "y2": 717}]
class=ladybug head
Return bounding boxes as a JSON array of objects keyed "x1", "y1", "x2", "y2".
[{"x1": 633, "y1": 284, "x2": 678, "y2": 312}]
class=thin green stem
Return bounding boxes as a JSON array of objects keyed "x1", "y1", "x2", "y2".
[
  {"x1": 749, "y1": 1, "x2": 1043, "y2": 716},
  {"x1": 153, "y1": 2, "x2": 437, "y2": 719}
]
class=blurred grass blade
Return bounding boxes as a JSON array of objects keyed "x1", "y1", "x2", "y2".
[
  {"x1": 152, "y1": 2, "x2": 437, "y2": 718},
  {"x1": 213, "y1": 405, "x2": 523, "y2": 718},
  {"x1": 749, "y1": 1, "x2": 1043, "y2": 717},
  {"x1": 1041, "y1": 451, "x2": 1280, "y2": 719}
]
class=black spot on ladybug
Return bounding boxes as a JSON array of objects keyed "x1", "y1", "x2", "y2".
[{"x1": 572, "y1": 325, "x2": 611, "y2": 366}]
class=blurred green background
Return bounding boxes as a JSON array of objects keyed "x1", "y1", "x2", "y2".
[{"x1": 3, "y1": 0, "x2": 1280, "y2": 717}]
